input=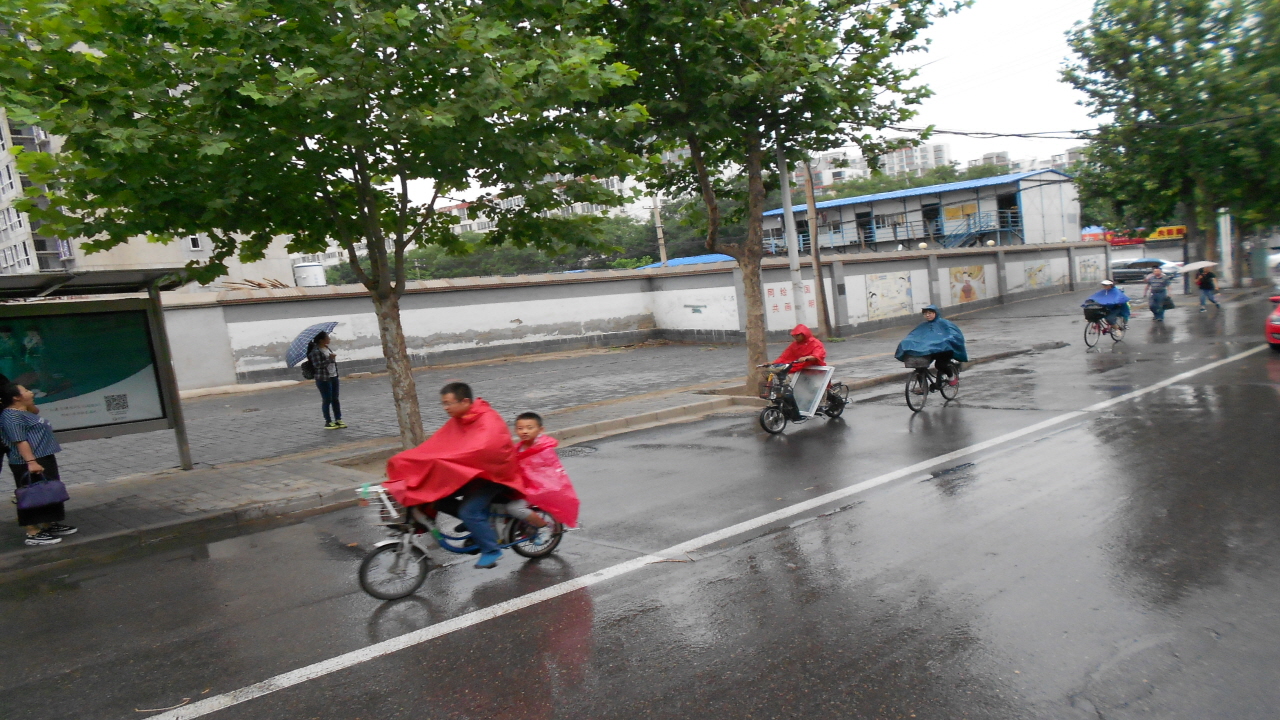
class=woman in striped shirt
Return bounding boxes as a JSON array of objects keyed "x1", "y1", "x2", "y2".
[{"x1": 1, "y1": 383, "x2": 76, "y2": 545}]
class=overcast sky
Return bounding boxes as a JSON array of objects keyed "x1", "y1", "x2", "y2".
[
  {"x1": 418, "y1": 0, "x2": 1102, "y2": 204},
  {"x1": 890, "y1": 0, "x2": 1100, "y2": 164}
]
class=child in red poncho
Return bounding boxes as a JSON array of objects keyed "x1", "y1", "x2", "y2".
[{"x1": 507, "y1": 412, "x2": 580, "y2": 529}]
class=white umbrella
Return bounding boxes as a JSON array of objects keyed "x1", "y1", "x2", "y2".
[{"x1": 1180, "y1": 261, "x2": 1218, "y2": 273}]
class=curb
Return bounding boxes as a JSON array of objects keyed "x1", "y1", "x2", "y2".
[
  {"x1": 0, "y1": 341, "x2": 1063, "y2": 580},
  {"x1": 551, "y1": 396, "x2": 767, "y2": 444},
  {"x1": 0, "y1": 397, "x2": 768, "y2": 580},
  {"x1": 0, "y1": 484, "x2": 369, "y2": 581}
]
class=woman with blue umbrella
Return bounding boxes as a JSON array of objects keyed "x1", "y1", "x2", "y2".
[{"x1": 287, "y1": 322, "x2": 346, "y2": 430}]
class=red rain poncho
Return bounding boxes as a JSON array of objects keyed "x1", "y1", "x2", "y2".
[
  {"x1": 773, "y1": 324, "x2": 826, "y2": 369},
  {"x1": 383, "y1": 398, "x2": 524, "y2": 506},
  {"x1": 515, "y1": 435, "x2": 581, "y2": 528}
]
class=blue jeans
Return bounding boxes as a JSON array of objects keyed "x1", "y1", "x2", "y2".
[
  {"x1": 1200, "y1": 288, "x2": 1219, "y2": 307},
  {"x1": 315, "y1": 377, "x2": 341, "y2": 423},
  {"x1": 1150, "y1": 291, "x2": 1168, "y2": 320},
  {"x1": 457, "y1": 479, "x2": 505, "y2": 554}
]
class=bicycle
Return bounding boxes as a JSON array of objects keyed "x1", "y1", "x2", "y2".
[
  {"x1": 757, "y1": 362, "x2": 850, "y2": 434},
  {"x1": 902, "y1": 354, "x2": 959, "y2": 413},
  {"x1": 355, "y1": 484, "x2": 563, "y2": 600},
  {"x1": 1082, "y1": 305, "x2": 1126, "y2": 348}
]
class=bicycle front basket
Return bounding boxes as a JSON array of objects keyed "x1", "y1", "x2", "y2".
[
  {"x1": 1082, "y1": 304, "x2": 1108, "y2": 322},
  {"x1": 361, "y1": 486, "x2": 407, "y2": 525},
  {"x1": 902, "y1": 355, "x2": 932, "y2": 368},
  {"x1": 758, "y1": 374, "x2": 779, "y2": 399}
]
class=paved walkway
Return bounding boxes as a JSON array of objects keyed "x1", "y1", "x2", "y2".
[{"x1": 3, "y1": 286, "x2": 1265, "y2": 568}]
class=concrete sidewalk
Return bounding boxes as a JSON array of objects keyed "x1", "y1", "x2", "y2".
[{"x1": 3, "y1": 286, "x2": 1265, "y2": 575}]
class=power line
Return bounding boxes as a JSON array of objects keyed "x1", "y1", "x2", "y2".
[{"x1": 887, "y1": 113, "x2": 1260, "y2": 141}]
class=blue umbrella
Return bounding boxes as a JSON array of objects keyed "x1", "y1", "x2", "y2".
[{"x1": 286, "y1": 322, "x2": 338, "y2": 367}]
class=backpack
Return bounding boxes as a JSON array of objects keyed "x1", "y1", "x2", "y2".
[{"x1": 300, "y1": 359, "x2": 315, "y2": 380}]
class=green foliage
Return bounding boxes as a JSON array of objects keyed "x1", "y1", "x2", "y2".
[
  {"x1": 816, "y1": 163, "x2": 1009, "y2": 204},
  {"x1": 600, "y1": 0, "x2": 949, "y2": 256},
  {"x1": 0, "y1": 0, "x2": 644, "y2": 289},
  {"x1": 1065, "y1": 0, "x2": 1280, "y2": 236},
  {"x1": 608, "y1": 256, "x2": 653, "y2": 269},
  {"x1": 324, "y1": 216, "x2": 667, "y2": 282}
]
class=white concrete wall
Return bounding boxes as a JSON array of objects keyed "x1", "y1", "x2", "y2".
[
  {"x1": 165, "y1": 306, "x2": 237, "y2": 389},
  {"x1": 157, "y1": 244, "x2": 1105, "y2": 388},
  {"x1": 225, "y1": 288, "x2": 655, "y2": 376},
  {"x1": 650, "y1": 286, "x2": 739, "y2": 330}
]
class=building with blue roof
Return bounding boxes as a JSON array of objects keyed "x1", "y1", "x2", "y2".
[{"x1": 764, "y1": 169, "x2": 1079, "y2": 251}]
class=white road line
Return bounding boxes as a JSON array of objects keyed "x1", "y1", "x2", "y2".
[{"x1": 151, "y1": 343, "x2": 1267, "y2": 720}]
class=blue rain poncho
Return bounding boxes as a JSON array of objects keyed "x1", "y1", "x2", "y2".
[
  {"x1": 895, "y1": 305, "x2": 969, "y2": 363},
  {"x1": 1083, "y1": 287, "x2": 1131, "y2": 307}
]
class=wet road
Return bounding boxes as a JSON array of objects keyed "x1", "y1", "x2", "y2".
[{"x1": 4, "y1": 295, "x2": 1280, "y2": 719}]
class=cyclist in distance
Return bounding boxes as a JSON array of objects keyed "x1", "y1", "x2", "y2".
[
  {"x1": 772, "y1": 324, "x2": 826, "y2": 369},
  {"x1": 1082, "y1": 279, "x2": 1131, "y2": 329},
  {"x1": 895, "y1": 305, "x2": 968, "y2": 389}
]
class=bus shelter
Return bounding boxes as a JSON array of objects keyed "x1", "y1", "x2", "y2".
[{"x1": 0, "y1": 269, "x2": 193, "y2": 469}]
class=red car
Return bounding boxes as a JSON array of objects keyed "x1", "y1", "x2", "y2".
[{"x1": 1268, "y1": 296, "x2": 1280, "y2": 351}]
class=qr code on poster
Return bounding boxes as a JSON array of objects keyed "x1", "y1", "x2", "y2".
[{"x1": 104, "y1": 394, "x2": 129, "y2": 412}]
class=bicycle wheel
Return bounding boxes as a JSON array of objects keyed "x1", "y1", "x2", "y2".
[
  {"x1": 358, "y1": 542, "x2": 430, "y2": 600},
  {"x1": 507, "y1": 510, "x2": 564, "y2": 558},
  {"x1": 1109, "y1": 322, "x2": 1126, "y2": 342},
  {"x1": 1084, "y1": 321, "x2": 1101, "y2": 348},
  {"x1": 939, "y1": 369, "x2": 960, "y2": 401},
  {"x1": 759, "y1": 406, "x2": 787, "y2": 434},
  {"x1": 905, "y1": 370, "x2": 929, "y2": 412}
]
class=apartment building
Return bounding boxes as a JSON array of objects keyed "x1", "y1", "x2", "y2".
[
  {"x1": 443, "y1": 174, "x2": 640, "y2": 234},
  {"x1": 0, "y1": 109, "x2": 68, "y2": 275}
]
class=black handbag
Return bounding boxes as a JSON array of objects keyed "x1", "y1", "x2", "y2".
[
  {"x1": 1162, "y1": 296, "x2": 1175, "y2": 310},
  {"x1": 16, "y1": 471, "x2": 70, "y2": 510}
]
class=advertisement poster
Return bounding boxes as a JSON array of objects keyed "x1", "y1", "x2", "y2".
[
  {"x1": 948, "y1": 265, "x2": 987, "y2": 304},
  {"x1": 866, "y1": 272, "x2": 914, "y2": 320},
  {"x1": 0, "y1": 311, "x2": 165, "y2": 431}
]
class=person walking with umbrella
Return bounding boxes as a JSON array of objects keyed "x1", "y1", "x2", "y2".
[
  {"x1": 1195, "y1": 266, "x2": 1221, "y2": 311},
  {"x1": 308, "y1": 331, "x2": 345, "y2": 429},
  {"x1": 286, "y1": 322, "x2": 344, "y2": 430}
]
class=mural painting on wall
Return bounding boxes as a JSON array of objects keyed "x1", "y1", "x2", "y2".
[
  {"x1": 1078, "y1": 256, "x2": 1102, "y2": 283},
  {"x1": 865, "y1": 273, "x2": 914, "y2": 320},
  {"x1": 1026, "y1": 262, "x2": 1054, "y2": 289},
  {"x1": 948, "y1": 265, "x2": 987, "y2": 304}
]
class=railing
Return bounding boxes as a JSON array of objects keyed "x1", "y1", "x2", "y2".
[
  {"x1": 764, "y1": 209, "x2": 1023, "y2": 253},
  {"x1": 941, "y1": 210, "x2": 1022, "y2": 248}
]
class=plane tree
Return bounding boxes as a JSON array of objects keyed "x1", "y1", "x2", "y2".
[{"x1": 0, "y1": 0, "x2": 643, "y2": 446}]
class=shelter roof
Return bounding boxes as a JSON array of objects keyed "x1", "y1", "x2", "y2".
[
  {"x1": 764, "y1": 169, "x2": 1073, "y2": 217},
  {"x1": 0, "y1": 268, "x2": 185, "y2": 300}
]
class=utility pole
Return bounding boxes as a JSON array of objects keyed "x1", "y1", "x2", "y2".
[
  {"x1": 650, "y1": 194, "x2": 669, "y2": 265},
  {"x1": 803, "y1": 160, "x2": 832, "y2": 338},
  {"x1": 775, "y1": 144, "x2": 810, "y2": 326}
]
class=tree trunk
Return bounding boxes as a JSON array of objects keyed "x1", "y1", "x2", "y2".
[
  {"x1": 740, "y1": 137, "x2": 769, "y2": 390},
  {"x1": 688, "y1": 133, "x2": 769, "y2": 391},
  {"x1": 370, "y1": 291, "x2": 426, "y2": 448}
]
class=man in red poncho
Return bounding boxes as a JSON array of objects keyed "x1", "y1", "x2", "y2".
[
  {"x1": 384, "y1": 382, "x2": 524, "y2": 569},
  {"x1": 773, "y1": 324, "x2": 826, "y2": 368}
]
